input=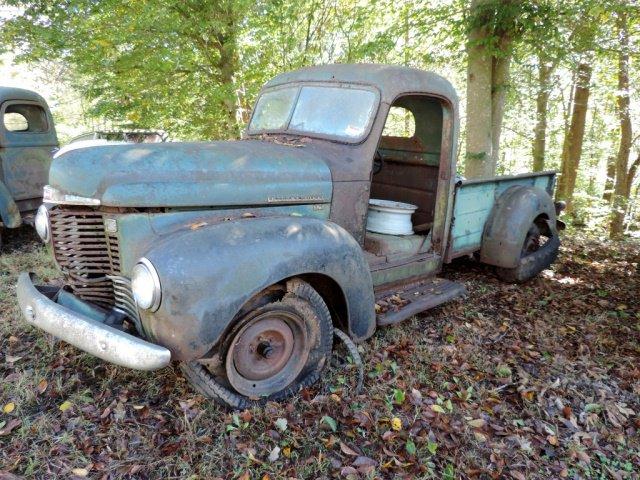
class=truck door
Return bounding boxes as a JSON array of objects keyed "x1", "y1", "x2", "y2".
[{"x1": 0, "y1": 100, "x2": 58, "y2": 211}]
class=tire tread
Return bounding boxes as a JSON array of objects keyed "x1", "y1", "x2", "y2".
[{"x1": 180, "y1": 279, "x2": 333, "y2": 409}]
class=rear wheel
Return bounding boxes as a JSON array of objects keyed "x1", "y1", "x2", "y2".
[
  {"x1": 496, "y1": 216, "x2": 560, "y2": 283},
  {"x1": 180, "y1": 279, "x2": 333, "y2": 409}
]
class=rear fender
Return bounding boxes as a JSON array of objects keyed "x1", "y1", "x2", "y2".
[
  {"x1": 0, "y1": 180, "x2": 21, "y2": 228},
  {"x1": 480, "y1": 186, "x2": 558, "y2": 269},
  {"x1": 139, "y1": 216, "x2": 376, "y2": 361}
]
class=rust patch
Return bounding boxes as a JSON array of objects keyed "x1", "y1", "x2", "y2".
[{"x1": 189, "y1": 221, "x2": 208, "y2": 230}]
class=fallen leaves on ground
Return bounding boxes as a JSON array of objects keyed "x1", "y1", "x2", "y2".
[{"x1": 0, "y1": 229, "x2": 638, "y2": 478}]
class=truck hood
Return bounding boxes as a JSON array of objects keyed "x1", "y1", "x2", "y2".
[{"x1": 48, "y1": 140, "x2": 332, "y2": 208}]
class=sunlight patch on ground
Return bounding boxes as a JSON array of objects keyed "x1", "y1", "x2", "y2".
[{"x1": 541, "y1": 269, "x2": 583, "y2": 286}]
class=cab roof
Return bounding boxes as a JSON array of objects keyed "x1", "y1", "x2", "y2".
[
  {"x1": 0, "y1": 86, "x2": 48, "y2": 105},
  {"x1": 263, "y1": 63, "x2": 459, "y2": 109}
]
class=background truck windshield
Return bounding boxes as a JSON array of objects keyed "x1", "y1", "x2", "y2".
[{"x1": 249, "y1": 85, "x2": 377, "y2": 142}]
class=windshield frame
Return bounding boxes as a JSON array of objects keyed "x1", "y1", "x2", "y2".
[{"x1": 247, "y1": 81, "x2": 381, "y2": 144}]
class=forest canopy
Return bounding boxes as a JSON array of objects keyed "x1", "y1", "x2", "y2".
[{"x1": 1, "y1": 0, "x2": 639, "y2": 237}]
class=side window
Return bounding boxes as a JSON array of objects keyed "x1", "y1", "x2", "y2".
[
  {"x1": 2, "y1": 104, "x2": 48, "y2": 133},
  {"x1": 382, "y1": 106, "x2": 415, "y2": 138}
]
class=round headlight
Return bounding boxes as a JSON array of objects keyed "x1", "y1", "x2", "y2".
[
  {"x1": 131, "y1": 258, "x2": 161, "y2": 311},
  {"x1": 35, "y1": 204, "x2": 50, "y2": 243}
]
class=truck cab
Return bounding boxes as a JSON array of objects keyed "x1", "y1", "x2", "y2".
[
  {"x1": 247, "y1": 68, "x2": 458, "y2": 285},
  {"x1": 17, "y1": 65, "x2": 561, "y2": 408},
  {"x1": 0, "y1": 87, "x2": 58, "y2": 241}
]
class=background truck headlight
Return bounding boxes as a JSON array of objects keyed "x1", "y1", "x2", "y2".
[
  {"x1": 34, "y1": 205, "x2": 50, "y2": 243},
  {"x1": 131, "y1": 258, "x2": 161, "y2": 311}
]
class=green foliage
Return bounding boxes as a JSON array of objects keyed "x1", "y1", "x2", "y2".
[
  {"x1": 3, "y1": 0, "x2": 251, "y2": 139},
  {"x1": 405, "y1": 439, "x2": 416, "y2": 455},
  {"x1": 392, "y1": 388, "x2": 406, "y2": 405},
  {"x1": 320, "y1": 415, "x2": 337, "y2": 432},
  {"x1": 465, "y1": 0, "x2": 559, "y2": 56},
  {"x1": 1, "y1": 0, "x2": 638, "y2": 232}
]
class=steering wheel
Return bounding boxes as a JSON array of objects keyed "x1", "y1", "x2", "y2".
[{"x1": 373, "y1": 150, "x2": 384, "y2": 175}]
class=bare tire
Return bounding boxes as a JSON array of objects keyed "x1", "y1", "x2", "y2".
[
  {"x1": 496, "y1": 216, "x2": 560, "y2": 283},
  {"x1": 180, "y1": 279, "x2": 333, "y2": 409}
]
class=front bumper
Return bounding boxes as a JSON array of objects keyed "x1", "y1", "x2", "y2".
[{"x1": 17, "y1": 273, "x2": 171, "y2": 371}]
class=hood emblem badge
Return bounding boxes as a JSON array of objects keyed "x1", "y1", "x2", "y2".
[{"x1": 104, "y1": 218, "x2": 118, "y2": 233}]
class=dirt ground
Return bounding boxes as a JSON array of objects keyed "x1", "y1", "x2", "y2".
[{"x1": 1, "y1": 226, "x2": 638, "y2": 479}]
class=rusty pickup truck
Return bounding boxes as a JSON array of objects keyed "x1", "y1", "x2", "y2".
[
  {"x1": 0, "y1": 87, "x2": 58, "y2": 247},
  {"x1": 17, "y1": 65, "x2": 562, "y2": 408}
]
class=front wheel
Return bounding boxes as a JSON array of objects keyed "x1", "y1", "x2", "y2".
[
  {"x1": 180, "y1": 279, "x2": 333, "y2": 409},
  {"x1": 496, "y1": 216, "x2": 560, "y2": 283}
]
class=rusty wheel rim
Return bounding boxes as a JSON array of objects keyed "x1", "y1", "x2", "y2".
[
  {"x1": 226, "y1": 310, "x2": 309, "y2": 398},
  {"x1": 522, "y1": 223, "x2": 541, "y2": 254},
  {"x1": 522, "y1": 219, "x2": 550, "y2": 256}
]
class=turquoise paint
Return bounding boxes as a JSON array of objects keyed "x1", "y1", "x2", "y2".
[
  {"x1": 0, "y1": 88, "x2": 57, "y2": 226},
  {"x1": 110, "y1": 204, "x2": 331, "y2": 274},
  {"x1": 49, "y1": 140, "x2": 332, "y2": 208},
  {"x1": 371, "y1": 256, "x2": 440, "y2": 286},
  {"x1": 450, "y1": 173, "x2": 555, "y2": 255},
  {"x1": 57, "y1": 289, "x2": 107, "y2": 322},
  {"x1": 0, "y1": 88, "x2": 58, "y2": 148},
  {"x1": 0, "y1": 180, "x2": 21, "y2": 227}
]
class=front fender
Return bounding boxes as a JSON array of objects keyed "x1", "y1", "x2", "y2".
[
  {"x1": 480, "y1": 185, "x2": 558, "y2": 269},
  {"x1": 139, "y1": 216, "x2": 376, "y2": 361},
  {"x1": 0, "y1": 180, "x2": 21, "y2": 228}
]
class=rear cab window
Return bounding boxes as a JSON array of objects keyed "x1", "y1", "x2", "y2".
[
  {"x1": 2, "y1": 103, "x2": 49, "y2": 133},
  {"x1": 382, "y1": 106, "x2": 416, "y2": 138}
]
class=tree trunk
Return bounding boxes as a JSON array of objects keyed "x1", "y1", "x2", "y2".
[
  {"x1": 610, "y1": 10, "x2": 632, "y2": 238},
  {"x1": 556, "y1": 61, "x2": 592, "y2": 212},
  {"x1": 217, "y1": 37, "x2": 241, "y2": 137},
  {"x1": 490, "y1": 36, "x2": 512, "y2": 167},
  {"x1": 586, "y1": 106, "x2": 600, "y2": 195},
  {"x1": 464, "y1": 0, "x2": 494, "y2": 179},
  {"x1": 215, "y1": 2, "x2": 242, "y2": 138},
  {"x1": 603, "y1": 156, "x2": 616, "y2": 202},
  {"x1": 532, "y1": 61, "x2": 552, "y2": 172},
  {"x1": 626, "y1": 153, "x2": 640, "y2": 199}
]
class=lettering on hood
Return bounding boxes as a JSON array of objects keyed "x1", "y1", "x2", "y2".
[{"x1": 267, "y1": 194, "x2": 327, "y2": 203}]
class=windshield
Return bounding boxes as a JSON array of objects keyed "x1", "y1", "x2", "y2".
[{"x1": 249, "y1": 85, "x2": 378, "y2": 142}]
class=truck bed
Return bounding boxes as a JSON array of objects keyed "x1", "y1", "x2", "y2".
[{"x1": 445, "y1": 171, "x2": 556, "y2": 262}]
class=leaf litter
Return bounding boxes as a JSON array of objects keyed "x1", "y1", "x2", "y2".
[{"x1": 0, "y1": 230, "x2": 638, "y2": 478}]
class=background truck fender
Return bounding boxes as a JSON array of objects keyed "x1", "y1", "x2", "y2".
[
  {"x1": 480, "y1": 185, "x2": 558, "y2": 269},
  {"x1": 0, "y1": 180, "x2": 21, "y2": 228},
  {"x1": 140, "y1": 216, "x2": 376, "y2": 361}
]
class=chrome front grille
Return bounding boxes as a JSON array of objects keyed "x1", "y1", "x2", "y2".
[
  {"x1": 108, "y1": 275, "x2": 140, "y2": 327},
  {"x1": 49, "y1": 206, "x2": 139, "y2": 322},
  {"x1": 106, "y1": 229, "x2": 121, "y2": 272}
]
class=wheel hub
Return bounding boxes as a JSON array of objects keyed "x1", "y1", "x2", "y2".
[
  {"x1": 226, "y1": 310, "x2": 309, "y2": 398},
  {"x1": 232, "y1": 317, "x2": 295, "y2": 381},
  {"x1": 257, "y1": 341, "x2": 274, "y2": 358}
]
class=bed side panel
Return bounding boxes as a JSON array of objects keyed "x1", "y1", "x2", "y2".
[{"x1": 445, "y1": 172, "x2": 555, "y2": 261}]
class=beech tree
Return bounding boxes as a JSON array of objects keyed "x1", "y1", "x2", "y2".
[
  {"x1": 610, "y1": 5, "x2": 639, "y2": 237},
  {"x1": 553, "y1": 1, "x2": 604, "y2": 211},
  {"x1": 1, "y1": 0, "x2": 638, "y2": 236},
  {"x1": 463, "y1": 0, "x2": 556, "y2": 179},
  {"x1": 2, "y1": 0, "x2": 251, "y2": 139},
  {"x1": 556, "y1": 61, "x2": 593, "y2": 210},
  {"x1": 531, "y1": 60, "x2": 553, "y2": 172}
]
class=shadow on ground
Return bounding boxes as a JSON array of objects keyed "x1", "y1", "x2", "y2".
[{"x1": 1, "y1": 232, "x2": 638, "y2": 479}]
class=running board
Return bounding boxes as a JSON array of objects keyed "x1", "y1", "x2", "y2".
[{"x1": 375, "y1": 277, "x2": 466, "y2": 326}]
